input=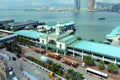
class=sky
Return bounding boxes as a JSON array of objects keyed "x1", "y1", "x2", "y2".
[{"x1": 0, "y1": 0, "x2": 120, "y2": 9}]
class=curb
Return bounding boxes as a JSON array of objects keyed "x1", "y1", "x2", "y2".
[{"x1": 22, "y1": 58, "x2": 66, "y2": 80}]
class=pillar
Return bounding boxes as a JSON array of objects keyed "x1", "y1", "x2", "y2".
[
  {"x1": 81, "y1": 51, "x2": 84, "y2": 61},
  {"x1": 114, "y1": 59, "x2": 117, "y2": 64},
  {"x1": 64, "y1": 50, "x2": 66, "y2": 56},
  {"x1": 56, "y1": 48, "x2": 58, "y2": 53},
  {"x1": 46, "y1": 46, "x2": 48, "y2": 50},
  {"x1": 102, "y1": 56, "x2": 104, "y2": 61},
  {"x1": 73, "y1": 49, "x2": 75, "y2": 57}
]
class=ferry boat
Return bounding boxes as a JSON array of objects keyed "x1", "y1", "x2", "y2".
[{"x1": 99, "y1": 17, "x2": 105, "y2": 20}]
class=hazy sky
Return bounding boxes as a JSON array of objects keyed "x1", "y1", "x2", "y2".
[{"x1": 0, "y1": 0, "x2": 120, "y2": 8}]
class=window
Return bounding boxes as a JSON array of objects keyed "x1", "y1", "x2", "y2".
[
  {"x1": 60, "y1": 44, "x2": 62, "y2": 48},
  {"x1": 42, "y1": 40, "x2": 44, "y2": 44}
]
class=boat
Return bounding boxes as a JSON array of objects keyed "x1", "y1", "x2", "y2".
[{"x1": 99, "y1": 17, "x2": 105, "y2": 20}]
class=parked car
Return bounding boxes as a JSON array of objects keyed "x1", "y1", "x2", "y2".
[
  {"x1": 8, "y1": 67, "x2": 13, "y2": 72},
  {"x1": 9, "y1": 71, "x2": 14, "y2": 78},
  {"x1": 11, "y1": 77, "x2": 18, "y2": 80},
  {"x1": 12, "y1": 57, "x2": 17, "y2": 61}
]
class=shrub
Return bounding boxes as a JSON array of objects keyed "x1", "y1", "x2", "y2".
[{"x1": 83, "y1": 55, "x2": 94, "y2": 66}]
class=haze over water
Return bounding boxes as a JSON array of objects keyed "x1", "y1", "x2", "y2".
[{"x1": 1, "y1": 10, "x2": 120, "y2": 41}]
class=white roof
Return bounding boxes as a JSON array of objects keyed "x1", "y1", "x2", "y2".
[{"x1": 87, "y1": 68, "x2": 108, "y2": 77}]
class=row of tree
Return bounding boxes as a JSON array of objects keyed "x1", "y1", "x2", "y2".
[
  {"x1": 27, "y1": 56, "x2": 83, "y2": 80},
  {"x1": 77, "y1": 36, "x2": 95, "y2": 42},
  {"x1": 83, "y1": 55, "x2": 119, "y2": 74},
  {"x1": 15, "y1": 36, "x2": 34, "y2": 46},
  {"x1": 4, "y1": 41, "x2": 22, "y2": 57},
  {"x1": 66, "y1": 69, "x2": 83, "y2": 80},
  {"x1": 27, "y1": 56, "x2": 63, "y2": 76}
]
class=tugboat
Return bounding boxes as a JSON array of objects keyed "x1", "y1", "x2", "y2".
[{"x1": 99, "y1": 17, "x2": 105, "y2": 20}]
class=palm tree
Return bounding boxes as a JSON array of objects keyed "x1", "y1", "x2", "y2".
[
  {"x1": 67, "y1": 69, "x2": 75, "y2": 77},
  {"x1": 75, "y1": 72, "x2": 83, "y2": 80}
]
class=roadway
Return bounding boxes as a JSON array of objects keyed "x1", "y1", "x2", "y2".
[
  {"x1": 22, "y1": 48, "x2": 113, "y2": 80},
  {"x1": 0, "y1": 49, "x2": 25, "y2": 80},
  {"x1": 0, "y1": 49, "x2": 52, "y2": 80}
]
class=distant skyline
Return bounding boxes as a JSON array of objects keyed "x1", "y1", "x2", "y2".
[{"x1": 0, "y1": 0, "x2": 120, "y2": 9}]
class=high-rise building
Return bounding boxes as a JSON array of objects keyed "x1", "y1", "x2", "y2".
[
  {"x1": 80, "y1": 0, "x2": 89, "y2": 11},
  {"x1": 88, "y1": 0, "x2": 95, "y2": 11},
  {"x1": 75, "y1": 0, "x2": 80, "y2": 11},
  {"x1": 75, "y1": 0, "x2": 95, "y2": 11}
]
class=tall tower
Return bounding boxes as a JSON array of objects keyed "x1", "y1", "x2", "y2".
[
  {"x1": 56, "y1": 23, "x2": 61, "y2": 35},
  {"x1": 80, "y1": 0, "x2": 89, "y2": 11},
  {"x1": 75, "y1": 0, "x2": 80, "y2": 11},
  {"x1": 88, "y1": 0, "x2": 95, "y2": 11}
]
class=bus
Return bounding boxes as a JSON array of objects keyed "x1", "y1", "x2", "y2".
[
  {"x1": 47, "y1": 53, "x2": 61, "y2": 60},
  {"x1": 61, "y1": 57, "x2": 79, "y2": 68},
  {"x1": 86, "y1": 68, "x2": 108, "y2": 79}
]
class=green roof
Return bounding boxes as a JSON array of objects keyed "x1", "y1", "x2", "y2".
[
  {"x1": 48, "y1": 32, "x2": 58, "y2": 38},
  {"x1": 107, "y1": 26, "x2": 120, "y2": 38},
  {"x1": 51, "y1": 21, "x2": 75, "y2": 29},
  {"x1": 69, "y1": 40, "x2": 81, "y2": 47},
  {"x1": 14, "y1": 30, "x2": 46, "y2": 39},
  {"x1": 61, "y1": 21, "x2": 75, "y2": 27},
  {"x1": 70, "y1": 40, "x2": 120, "y2": 59},
  {"x1": 59, "y1": 35, "x2": 76, "y2": 43}
]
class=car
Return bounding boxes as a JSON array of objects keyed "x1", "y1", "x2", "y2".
[
  {"x1": 11, "y1": 77, "x2": 18, "y2": 80},
  {"x1": 9, "y1": 71, "x2": 14, "y2": 78},
  {"x1": 12, "y1": 57, "x2": 17, "y2": 61},
  {"x1": 60, "y1": 67, "x2": 66, "y2": 72},
  {"x1": 8, "y1": 67, "x2": 13, "y2": 72}
]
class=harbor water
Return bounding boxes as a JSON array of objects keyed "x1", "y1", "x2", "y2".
[{"x1": 1, "y1": 10, "x2": 120, "y2": 41}]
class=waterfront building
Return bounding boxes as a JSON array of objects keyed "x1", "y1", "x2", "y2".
[
  {"x1": 68, "y1": 40, "x2": 120, "y2": 65},
  {"x1": 0, "y1": 19, "x2": 14, "y2": 26},
  {"x1": 1, "y1": 21, "x2": 120, "y2": 66},
  {"x1": 106, "y1": 26, "x2": 120, "y2": 46},
  {"x1": 14, "y1": 22, "x2": 76, "y2": 55},
  {"x1": 36, "y1": 21, "x2": 75, "y2": 33},
  {"x1": 8, "y1": 20, "x2": 39, "y2": 29}
]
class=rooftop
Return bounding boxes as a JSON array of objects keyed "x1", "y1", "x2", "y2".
[
  {"x1": 107, "y1": 26, "x2": 120, "y2": 38},
  {"x1": 0, "y1": 34, "x2": 17, "y2": 41},
  {"x1": 50, "y1": 21, "x2": 75, "y2": 29},
  {"x1": 14, "y1": 30, "x2": 46, "y2": 39},
  {"x1": 59, "y1": 35, "x2": 76, "y2": 43},
  {"x1": 70, "y1": 40, "x2": 120, "y2": 59},
  {"x1": 9, "y1": 20, "x2": 38, "y2": 27}
]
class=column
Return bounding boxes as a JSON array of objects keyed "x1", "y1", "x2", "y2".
[
  {"x1": 64, "y1": 50, "x2": 66, "y2": 56},
  {"x1": 102, "y1": 56, "x2": 104, "y2": 61},
  {"x1": 92, "y1": 53, "x2": 94, "y2": 57},
  {"x1": 56, "y1": 48, "x2": 58, "y2": 53},
  {"x1": 114, "y1": 59, "x2": 117, "y2": 64},
  {"x1": 46, "y1": 45, "x2": 48, "y2": 50},
  {"x1": 73, "y1": 49, "x2": 75, "y2": 57},
  {"x1": 81, "y1": 51, "x2": 84, "y2": 61}
]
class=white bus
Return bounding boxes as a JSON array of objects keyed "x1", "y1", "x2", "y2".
[{"x1": 86, "y1": 68, "x2": 108, "y2": 79}]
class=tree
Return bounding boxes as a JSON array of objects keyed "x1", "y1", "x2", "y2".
[
  {"x1": 75, "y1": 72, "x2": 83, "y2": 80},
  {"x1": 67, "y1": 69, "x2": 75, "y2": 77},
  {"x1": 83, "y1": 55, "x2": 94, "y2": 66},
  {"x1": 77, "y1": 36, "x2": 82, "y2": 41},
  {"x1": 89, "y1": 39, "x2": 95, "y2": 42},
  {"x1": 97, "y1": 60, "x2": 105, "y2": 70},
  {"x1": 107, "y1": 63, "x2": 119, "y2": 74}
]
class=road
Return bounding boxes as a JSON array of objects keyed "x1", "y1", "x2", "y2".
[
  {"x1": 0, "y1": 49, "x2": 25, "y2": 80},
  {"x1": 22, "y1": 59, "x2": 51, "y2": 80},
  {"x1": 23, "y1": 48, "x2": 113, "y2": 80},
  {"x1": 1, "y1": 49, "x2": 52, "y2": 80}
]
